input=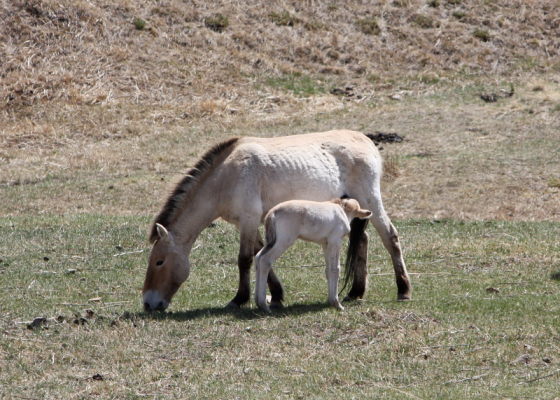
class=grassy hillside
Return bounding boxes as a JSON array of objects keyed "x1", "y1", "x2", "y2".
[
  {"x1": 2, "y1": 0, "x2": 559, "y2": 138},
  {"x1": 1, "y1": 0, "x2": 560, "y2": 220}
]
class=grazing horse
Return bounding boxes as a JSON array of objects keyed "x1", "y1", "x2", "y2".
[
  {"x1": 142, "y1": 130, "x2": 411, "y2": 311},
  {"x1": 254, "y1": 198, "x2": 372, "y2": 313}
]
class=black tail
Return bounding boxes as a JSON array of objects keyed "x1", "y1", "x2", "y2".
[{"x1": 340, "y1": 217, "x2": 369, "y2": 295}]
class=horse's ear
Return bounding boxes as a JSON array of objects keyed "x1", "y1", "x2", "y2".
[
  {"x1": 156, "y1": 223, "x2": 171, "y2": 244},
  {"x1": 357, "y1": 209, "x2": 373, "y2": 220}
]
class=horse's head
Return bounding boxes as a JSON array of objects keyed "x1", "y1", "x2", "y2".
[
  {"x1": 142, "y1": 223, "x2": 190, "y2": 312},
  {"x1": 341, "y1": 198, "x2": 372, "y2": 220}
]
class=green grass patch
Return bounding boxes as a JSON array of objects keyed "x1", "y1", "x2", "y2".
[
  {"x1": 548, "y1": 177, "x2": 560, "y2": 188},
  {"x1": 205, "y1": 14, "x2": 229, "y2": 32},
  {"x1": 356, "y1": 18, "x2": 381, "y2": 35},
  {"x1": 453, "y1": 10, "x2": 466, "y2": 20},
  {"x1": 133, "y1": 17, "x2": 146, "y2": 30},
  {"x1": 264, "y1": 74, "x2": 330, "y2": 97},
  {"x1": 412, "y1": 14, "x2": 440, "y2": 29},
  {"x1": 474, "y1": 28, "x2": 491, "y2": 42},
  {"x1": 1, "y1": 215, "x2": 560, "y2": 398},
  {"x1": 270, "y1": 11, "x2": 298, "y2": 27}
]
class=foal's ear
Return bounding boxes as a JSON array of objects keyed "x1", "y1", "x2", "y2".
[
  {"x1": 357, "y1": 209, "x2": 373, "y2": 220},
  {"x1": 156, "y1": 223, "x2": 171, "y2": 244}
]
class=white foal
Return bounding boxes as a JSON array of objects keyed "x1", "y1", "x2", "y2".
[{"x1": 254, "y1": 198, "x2": 372, "y2": 313}]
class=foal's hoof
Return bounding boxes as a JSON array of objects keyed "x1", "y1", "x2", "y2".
[
  {"x1": 397, "y1": 293, "x2": 411, "y2": 301},
  {"x1": 331, "y1": 303, "x2": 344, "y2": 311},
  {"x1": 258, "y1": 305, "x2": 272, "y2": 314}
]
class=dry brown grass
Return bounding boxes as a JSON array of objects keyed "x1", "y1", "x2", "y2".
[
  {"x1": 2, "y1": 0, "x2": 559, "y2": 126},
  {"x1": 1, "y1": 0, "x2": 559, "y2": 221}
]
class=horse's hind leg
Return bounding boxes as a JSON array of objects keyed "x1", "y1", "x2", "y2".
[
  {"x1": 369, "y1": 206, "x2": 411, "y2": 301},
  {"x1": 255, "y1": 231, "x2": 285, "y2": 308},
  {"x1": 347, "y1": 188, "x2": 411, "y2": 301}
]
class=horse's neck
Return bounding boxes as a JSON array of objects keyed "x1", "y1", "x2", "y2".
[{"x1": 171, "y1": 187, "x2": 221, "y2": 247}]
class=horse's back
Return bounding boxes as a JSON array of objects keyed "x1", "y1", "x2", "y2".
[
  {"x1": 220, "y1": 130, "x2": 382, "y2": 213},
  {"x1": 238, "y1": 130, "x2": 378, "y2": 157}
]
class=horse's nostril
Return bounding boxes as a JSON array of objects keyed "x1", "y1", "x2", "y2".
[
  {"x1": 156, "y1": 302, "x2": 164, "y2": 311},
  {"x1": 144, "y1": 302, "x2": 151, "y2": 311}
]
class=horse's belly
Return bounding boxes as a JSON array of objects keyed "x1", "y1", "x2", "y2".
[{"x1": 265, "y1": 174, "x2": 343, "y2": 210}]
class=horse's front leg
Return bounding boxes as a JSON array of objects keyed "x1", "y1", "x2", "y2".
[{"x1": 227, "y1": 223, "x2": 259, "y2": 308}]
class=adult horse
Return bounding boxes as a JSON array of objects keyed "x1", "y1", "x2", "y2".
[{"x1": 142, "y1": 130, "x2": 411, "y2": 311}]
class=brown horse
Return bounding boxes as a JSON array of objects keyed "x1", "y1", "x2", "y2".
[{"x1": 142, "y1": 130, "x2": 411, "y2": 311}]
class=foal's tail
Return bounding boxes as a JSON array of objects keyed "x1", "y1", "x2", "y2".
[
  {"x1": 262, "y1": 212, "x2": 277, "y2": 256},
  {"x1": 340, "y1": 217, "x2": 369, "y2": 295}
]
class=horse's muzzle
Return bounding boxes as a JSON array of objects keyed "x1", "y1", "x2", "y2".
[
  {"x1": 142, "y1": 290, "x2": 169, "y2": 311},
  {"x1": 144, "y1": 301, "x2": 168, "y2": 312}
]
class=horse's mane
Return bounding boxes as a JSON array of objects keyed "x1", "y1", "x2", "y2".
[{"x1": 149, "y1": 137, "x2": 240, "y2": 243}]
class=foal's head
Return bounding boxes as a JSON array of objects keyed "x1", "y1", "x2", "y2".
[
  {"x1": 142, "y1": 224, "x2": 190, "y2": 312},
  {"x1": 340, "y1": 198, "x2": 372, "y2": 220}
]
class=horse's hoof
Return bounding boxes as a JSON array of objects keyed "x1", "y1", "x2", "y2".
[
  {"x1": 225, "y1": 301, "x2": 241, "y2": 309},
  {"x1": 342, "y1": 295, "x2": 357, "y2": 303},
  {"x1": 269, "y1": 301, "x2": 284, "y2": 309},
  {"x1": 397, "y1": 293, "x2": 411, "y2": 301}
]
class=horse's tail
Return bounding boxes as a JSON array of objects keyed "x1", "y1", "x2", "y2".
[
  {"x1": 262, "y1": 212, "x2": 277, "y2": 256},
  {"x1": 340, "y1": 217, "x2": 369, "y2": 295}
]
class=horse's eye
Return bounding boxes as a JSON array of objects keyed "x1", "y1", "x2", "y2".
[{"x1": 156, "y1": 260, "x2": 164, "y2": 266}]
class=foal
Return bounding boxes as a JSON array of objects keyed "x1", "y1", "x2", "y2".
[{"x1": 254, "y1": 199, "x2": 372, "y2": 313}]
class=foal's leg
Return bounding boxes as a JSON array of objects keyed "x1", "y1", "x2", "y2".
[
  {"x1": 255, "y1": 235, "x2": 297, "y2": 313},
  {"x1": 323, "y1": 241, "x2": 344, "y2": 310},
  {"x1": 254, "y1": 250, "x2": 264, "y2": 310},
  {"x1": 255, "y1": 231, "x2": 285, "y2": 308}
]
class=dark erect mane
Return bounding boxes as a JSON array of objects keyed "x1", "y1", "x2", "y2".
[{"x1": 149, "y1": 137, "x2": 240, "y2": 243}]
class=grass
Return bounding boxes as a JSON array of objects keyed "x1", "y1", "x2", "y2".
[
  {"x1": 1, "y1": 0, "x2": 560, "y2": 397},
  {"x1": 356, "y1": 18, "x2": 381, "y2": 35},
  {"x1": 412, "y1": 14, "x2": 439, "y2": 29},
  {"x1": 474, "y1": 28, "x2": 491, "y2": 42},
  {"x1": 269, "y1": 11, "x2": 298, "y2": 27},
  {"x1": 1, "y1": 216, "x2": 560, "y2": 398},
  {"x1": 204, "y1": 14, "x2": 229, "y2": 32},
  {"x1": 264, "y1": 74, "x2": 330, "y2": 97},
  {"x1": 452, "y1": 11, "x2": 466, "y2": 20},
  {"x1": 133, "y1": 18, "x2": 146, "y2": 30},
  {"x1": 2, "y1": 80, "x2": 559, "y2": 221}
]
